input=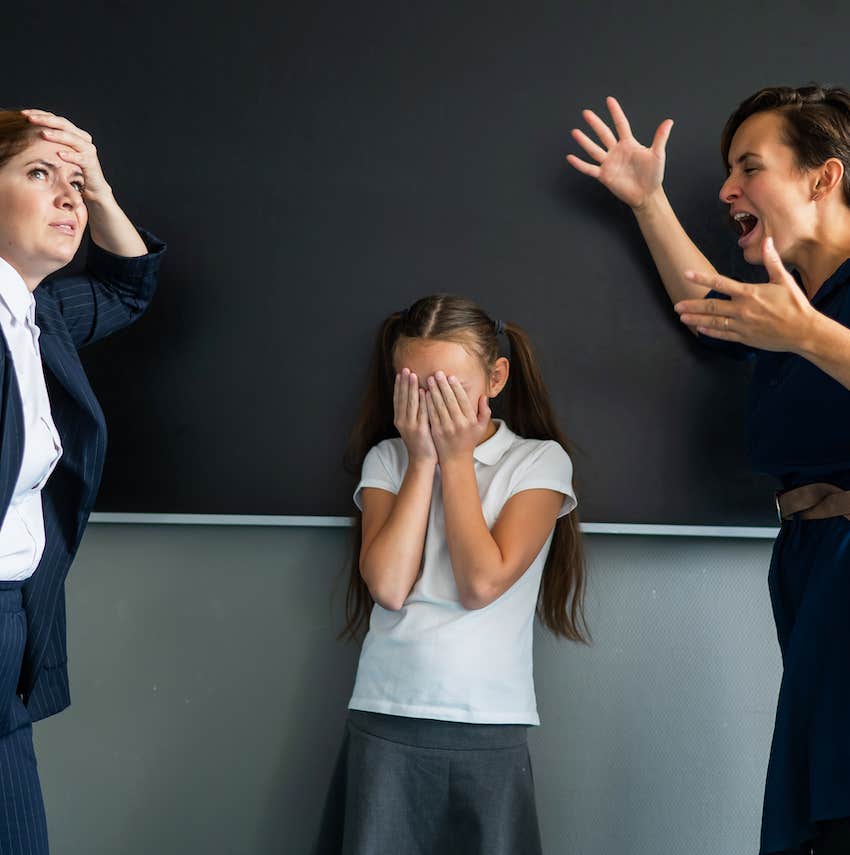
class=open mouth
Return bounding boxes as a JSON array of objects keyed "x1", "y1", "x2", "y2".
[{"x1": 732, "y1": 212, "x2": 759, "y2": 238}]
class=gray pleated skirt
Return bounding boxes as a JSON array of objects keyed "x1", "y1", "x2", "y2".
[{"x1": 313, "y1": 710, "x2": 542, "y2": 855}]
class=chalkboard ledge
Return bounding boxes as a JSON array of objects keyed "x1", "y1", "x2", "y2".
[{"x1": 88, "y1": 514, "x2": 778, "y2": 539}]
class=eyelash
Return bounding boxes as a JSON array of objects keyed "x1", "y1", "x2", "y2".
[{"x1": 28, "y1": 168, "x2": 85, "y2": 193}]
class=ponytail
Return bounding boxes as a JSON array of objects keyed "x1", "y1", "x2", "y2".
[
  {"x1": 340, "y1": 296, "x2": 588, "y2": 643},
  {"x1": 500, "y1": 324, "x2": 588, "y2": 642}
]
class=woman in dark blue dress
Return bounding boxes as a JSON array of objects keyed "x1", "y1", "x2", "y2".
[{"x1": 568, "y1": 85, "x2": 850, "y2": 854}]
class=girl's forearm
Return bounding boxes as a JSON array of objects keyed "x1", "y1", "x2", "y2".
[
  {"x1": 360, "y1": 459, "x2": 436, "y2": 610},
  {"x1": 439, "y1": 457, "x2": 505, "y2": 610}
]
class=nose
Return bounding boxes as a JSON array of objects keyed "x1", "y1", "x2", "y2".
[
  {"x1": 719, "y1": 173, "x2": 739, "y2": 204},
  {"x1": 54, "y1": 179, "x2": 81, "y2": 211}
]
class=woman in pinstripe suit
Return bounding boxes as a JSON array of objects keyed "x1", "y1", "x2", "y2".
[{"x1": 0, "y1": 109, "x2": 164, "y2": 854}]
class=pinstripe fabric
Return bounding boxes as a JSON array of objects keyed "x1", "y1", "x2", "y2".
[
  {"x1": 0, "y1": 581, "x2": 48, "y2": 855},
  {"x1": 0, "y1": 229, "x2": 165, "y2": 728}
]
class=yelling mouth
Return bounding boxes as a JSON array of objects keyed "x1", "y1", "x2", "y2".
[{"x1": 732, "y1": 211, "x2": 759, "y2": 238}]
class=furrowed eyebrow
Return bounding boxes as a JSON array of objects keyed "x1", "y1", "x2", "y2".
[{"x1": 24, "y1": 160, "x2": 84, "y2": 181}]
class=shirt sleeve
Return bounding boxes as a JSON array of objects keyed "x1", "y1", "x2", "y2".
[
  {"x1": 353, "y1": 442, "x2": 403, "y2": 510},
  {"x1": 695, "y1": 290, "x2": 758, "y2": 361},
  {"x1": 507, "y1": 441, "x2": 577, "y2": 518}
]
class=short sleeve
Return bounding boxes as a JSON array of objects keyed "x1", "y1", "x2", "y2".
[
  {"x1": 353, "y1": 442, "x2": 403, "y2": 510},
  {"x1": 507, "y1": 441, "x2": 577, "y2": 518}
]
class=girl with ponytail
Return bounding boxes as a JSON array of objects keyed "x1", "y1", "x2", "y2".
[{"x1": 314, "y1": 294, "x2": 586, "y2": 855}]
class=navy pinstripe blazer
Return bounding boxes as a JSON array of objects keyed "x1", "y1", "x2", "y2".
[{"x1": 0, "y1": 230, "x2": 165, "y2": 731}]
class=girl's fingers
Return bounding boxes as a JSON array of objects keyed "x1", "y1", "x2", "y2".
[
  {"x1": 393, "y1": 371, "x2": 402, "y2": 418},
  {"x1": 434, "y1": 372, "x2": 464, "y2": 421},
  {"x1": 426, "y1": 376, "x2": 449, "y2": 425},
  {"x1": 417, "y1": 389, "x2": 429, "y2": 428},
  {"x1": 606, "y1": 96, "x2": 633, "y2": 141},
  {"x1": 407, "y1": 372, "x2": 419, "y2": 422},
  {"x1": 570, "y1": 128, "x2": 607, "y2": 163},
  {"x1": 447, "y1": 376, "x2": 476, "y2": 421},
  {"x1": 424, "y1": 387, "x2": 439, "y2": 428},
  {"x1": 477, "y1": 395, "x2": 491, "y2": 425},
  {"x1": 564, "y1": 153, "x2": 601, "y2": 178},
  {"x1": 581, "y1": 108, "x2": 618, "y2": 149}
]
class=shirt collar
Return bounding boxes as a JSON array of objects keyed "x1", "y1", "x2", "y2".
[
  {"x1": 793, "y1": 257, "x2": 850, "y2": 309},
  {"x1": 0, "y1": 256, "x2": 34, "y2": 324},
  {"x1": 472, "y1": 419, "x2": 515, "y2": 465}
]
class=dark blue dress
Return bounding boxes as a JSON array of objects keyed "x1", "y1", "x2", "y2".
[{"x1": 707, "y1": 259, "x2": 850, "y2": 854}]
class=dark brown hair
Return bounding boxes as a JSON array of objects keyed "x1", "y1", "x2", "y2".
[
  {"x1": 720, "y1": 84, "x2": 850, "y2": 204},
  {"x1": 0, "y1": 111, "x2": 37, "y2": 171},
  {"x1": 342, "y1": 294, "x2": 588, "y2": 644}
]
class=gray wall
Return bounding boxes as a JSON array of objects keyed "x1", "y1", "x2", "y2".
[{"x1": 34, "y1": 525, "x2": 779, "y2": 854}]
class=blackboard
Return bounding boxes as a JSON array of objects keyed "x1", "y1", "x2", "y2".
[{"x1": 3, "y1": 0, "x2": 845, "y2": 524}]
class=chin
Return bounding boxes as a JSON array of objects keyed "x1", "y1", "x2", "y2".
[{"x1": 741, "y1": 246, "x2": 762, "y2": 265}]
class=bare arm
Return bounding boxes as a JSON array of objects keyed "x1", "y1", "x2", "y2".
[
  {"x1": 439, "y1": 459, "x2": 564, "y2": 609},
  {"x1": 359, "y1": 462, "x2": 435, "y2": 611},
  {"x1": 358, "y1": 369, "x2": 437, "y2": 610},
  {"x1": 567, "y1": 96, "x2": 713, "y2": 306},
  {"x1": 425, "y1": 372, "x2": 565, "y2": 610}
]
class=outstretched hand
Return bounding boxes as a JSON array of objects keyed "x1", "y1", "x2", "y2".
[
  {"x1": 675, "y1": 237, "x2": 817, "y2": 353},
  {"x1": 566, "y1": 96, "x2": 673, "y2": 210}
]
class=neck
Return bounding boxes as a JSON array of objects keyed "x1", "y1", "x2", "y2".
[
  {"x1": 0, "y1": 256, "x2": 42, "y2": 293},
  {"x1": 792, "y1": 205, "x2": 850, "y2": 298}
]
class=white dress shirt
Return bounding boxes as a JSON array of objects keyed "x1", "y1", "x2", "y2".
[
  {"x1": 0, "y1": 257, "x2": 63, "y2": 581},
  {"x1": 349, "y1": 420, "x2": 576, "y2": 725}
]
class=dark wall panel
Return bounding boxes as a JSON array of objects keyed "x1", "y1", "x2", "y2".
[{"x1": 3, "y1": 0, "x2": 842, "y2": 523}]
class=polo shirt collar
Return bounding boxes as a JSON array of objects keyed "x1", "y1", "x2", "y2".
[
  {"x1": 473, "y1": 419, "x2": 514, "y2": 465},
  {"x1": 0, "y1": 255, "x2": 33, "y2": 324}
]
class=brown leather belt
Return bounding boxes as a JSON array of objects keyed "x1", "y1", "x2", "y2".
[{"x1": 775, "y1": 483, "x2": 850, "y2": 523}]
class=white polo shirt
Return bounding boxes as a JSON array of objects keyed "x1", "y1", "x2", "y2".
[
  {"x1": 350, "y1": 419, "x2": 576, "y2": 725},
  {"x1": 0, "y1": 257, "x2": 63, "y2": 582}
]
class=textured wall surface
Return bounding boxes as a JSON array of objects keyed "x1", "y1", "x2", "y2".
[{"x1": 34, "y1": 525, "x2": 779, "y2": 854}]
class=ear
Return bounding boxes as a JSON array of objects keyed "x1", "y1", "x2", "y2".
[
  {"x1": 813, "y1": 157, "x2": 844, "y2": 200},
  {"x1": 487, "y1": 357, "x2": 510, "y2": 398}
]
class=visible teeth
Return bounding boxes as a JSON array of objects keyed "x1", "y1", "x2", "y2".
[{"x1": 734, "y1": 212, "x2": 755, "y2": 221}]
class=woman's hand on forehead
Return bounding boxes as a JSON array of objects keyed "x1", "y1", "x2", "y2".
[{"x1": 20, "y1": 109, "x2": 111, "y2": 200}]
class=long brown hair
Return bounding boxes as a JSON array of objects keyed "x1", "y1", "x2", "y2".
[{"x1": 342, "y1": 294, "x2": 588, "y2": 644}]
